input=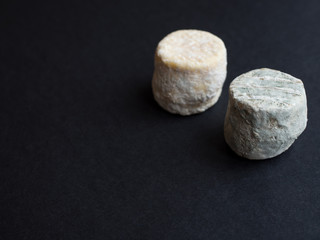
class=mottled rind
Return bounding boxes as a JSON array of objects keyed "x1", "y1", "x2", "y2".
[
  {"x1": 152, "y1": 29, "x2": 227, "y2": 115},
  {"x1": 224, "y1": 68, "x2": 308, "y2": 160}
]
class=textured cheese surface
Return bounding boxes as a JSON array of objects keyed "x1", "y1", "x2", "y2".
[
  {"x1": 224, "y1": 68, "x2": 307, "y2": 160},
  {"x1": 152, "y1": 29, "x2": 227, "y2": 115},
  {"x1": 230, "y1": 68, "x2": 305, "y2": 110},
  {"x1": 157, "y1": 30, "x2": 225, "y2": 70}
]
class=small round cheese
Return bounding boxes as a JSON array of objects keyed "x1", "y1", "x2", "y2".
[
  {"x1": 152, "y1": 29, "x2": 227, "y2": 115},
  {"x1": 224, "y1": 68, "x2": 308, "y2": 160}
]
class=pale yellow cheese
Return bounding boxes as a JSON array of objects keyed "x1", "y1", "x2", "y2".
[
  {"x1": 152, "y1": 29, "x2": 227, "y2": 115},
  {"x1": 157, "y1": 30, "x2": 225, "y2": 70}
]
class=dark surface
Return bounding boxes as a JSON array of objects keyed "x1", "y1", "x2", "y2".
[{"x1": 1, "y1": 0, "x2": 320, "y2": 239}]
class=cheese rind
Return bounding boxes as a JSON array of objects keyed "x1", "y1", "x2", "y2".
[
  {"x1": 224, "y1": 68, "x2": 308, "y2": 160},
  {"x1": 152, "y1": 29, "x2": 227, "y2": 115}
]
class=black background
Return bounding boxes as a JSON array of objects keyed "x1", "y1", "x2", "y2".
[{"x1": 1, "y1": 0, "x2": 320, "y2": 239}]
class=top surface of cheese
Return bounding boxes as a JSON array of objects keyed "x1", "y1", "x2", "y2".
[
  {"x1": 230, "y1": 68, "x2": 305, "y2": 110},
  {"x1": 156, "y1": 29, "x2": 226, "y2": 70}
]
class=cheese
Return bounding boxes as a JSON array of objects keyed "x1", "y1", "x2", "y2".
[
  {"x1": 224, "y1": 68, "x2": 308, "y2": 160},
  {"x1": 152, "y1": 29, "x2": 227, "y2": 115}
]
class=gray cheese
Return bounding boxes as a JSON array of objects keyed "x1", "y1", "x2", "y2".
[{"x1": 224, "y1": 68, "x2": 307, "y2": 160}]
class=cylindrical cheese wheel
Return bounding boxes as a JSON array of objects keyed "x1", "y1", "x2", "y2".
[
  {"x1": 224, "y1": 68, "x2": 308, "y2": 160},
  {"x1": 152, "y1": 29, "x2": 227, "y2": 115}
]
